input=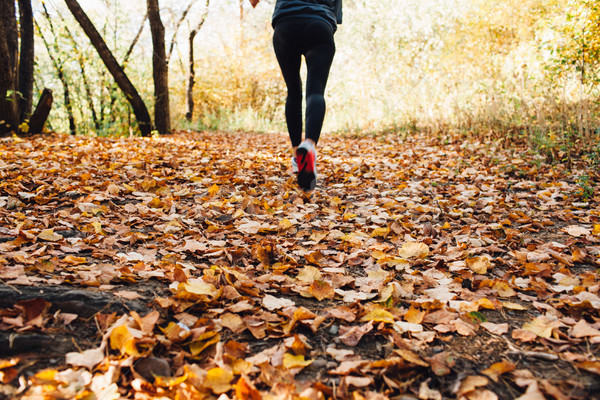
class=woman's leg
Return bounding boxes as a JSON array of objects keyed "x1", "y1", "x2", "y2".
[
  {"x1": 273, "y1": 23, "x2": 303, "y2": 148},
  {"x1": 304, "y1": 22, "x2": 335, "y2": 146}
]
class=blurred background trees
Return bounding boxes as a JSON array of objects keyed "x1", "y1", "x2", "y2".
[{"x1": 1, "y1": 0, "x2": 599, "y2": 159}]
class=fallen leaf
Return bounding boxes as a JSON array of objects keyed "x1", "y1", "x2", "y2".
[
  {"x1": 480, "y1": 322, "x2": 509, "y2": 335},
  {"x1": 481, "y1": 360, "x2": 516, "y2": 382},
  {"x1": 65, "y1": 347, "x2": 105, "y2": 370},
  {"x1": 38, "y1": 229, "x2": 63, "y2": 242},
  {"x1": 204, "y1": 367, "x2": 234, "y2": 394},
  {"x1": 398, "y1": 241, "x2": 429, "y2": 258},
  {"x1": 262, "y1": 294, "x2": 295, "y2": 311},
  {"x1": 283, "y1": 353, "x2": 312, "y2": 369},
  {"x1": 458, "y1": 375, "x2": 489, "y2": 397},
  {"x1": 562, "y1": 225, "x2": 590, "y2": 237},
  {"x1": 466, "y1": 256, "x2": 491, "y2": 274}
]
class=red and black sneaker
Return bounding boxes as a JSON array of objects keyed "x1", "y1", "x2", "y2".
[{"x1": 295, "y1": 141, "x2": 317, "y2": 191}]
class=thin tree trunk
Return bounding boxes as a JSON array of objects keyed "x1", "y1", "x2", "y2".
[
  {"x1": 17, "y1": 0, "x2": 34, "y2": 123},
  {"x1": 29, "y1": 88, "x2": 53, "y2": 134},
  {"x1": 37, "y1": 8, "x2": 76, "y2": 135},
  {"x1": 61, "y1": 22, "x2": 100, "y2": 131},
  {"x1": 64, "y1": 0, "x2": 152, "y2": 136},
  {"x1": 0, "y1": 0, "x2": 19, "y2": 135},
  {"x1": 185, "y1": 0, "x2": 209, "y2": 122},
  {"x1": 167, "y1": 0, "x2": 196, "y2": 65},
  {"x1": 185, "y1": 29, "x2": 197, "y2": 122},
  {"x1": 123, "y1": 11, "x2": 148, "y2": 67},
  {"x1": 147, "y1": 0, "x2": 170, "y2": 135}
]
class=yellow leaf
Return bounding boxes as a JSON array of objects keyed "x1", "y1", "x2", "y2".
[
  {"x1": 398, "y1": 242, "x2": 429, "y2": 259},
  {"x1": 343, "y1": 212, "x2": 357, "y2": 221},
  {"x1": 180, "y1": 280, "x2": 220, "y2": 300},
  {"x1": 154, "y1": 373, "x2": 189, "y2": 388},
  {"x1": 189, "y1": 332, "x2": 220, "y2": 356},
  {"x1": 278, "y1": 218, "x2": 293, "y2": 230},
  {"x1": 38, "y1": 229, "x2": 63, "y2": 242},
  {"x1": 501, "y1": 302, "x2": 527, "y2": 311},
  {"x1": 371, "y1": 227, "x2": 390, "y2": 238},
  {"x1": 92, "y1": 221, "x2": 105, "y2": 235},
  {"x1": 204, "y1": 367, "x2": 233, "y2": 394},
  {"x1": 522, "y1": 317, "x2": 554, "y2": 339},
  {"x1": 377, "y1": 283, "x2": 395, "y2": 302},
  {"x1": 360, "y1": 306, "x2": 395, "y2": 324},
  {"x1": 63, "y1": 255, "x2": 87, "y2": 265},
  {"x1": 110, "y1": 325, "x2": 140, "y2": 356},
  {"x1": 474, "y1": 298, "x2": 496, "y2": 310},
  {"x1": 466, "y1": 256, "x2": 491, "y2": 274},
  {"x1": 283, "y1": 353, "x2": 313, "y2": 369},
  {"x1": 309, "y1": 231, "x2": 328, "y2": 243},
  {"x1": 494, "y1": 281, "x2": 516, "y2": 297},
  {"x1": 208, "y1": 184, "x2": 220, "y2": 197},
  {"x1": 297, "y1": 266, "x2": 322, "y2": 284}
]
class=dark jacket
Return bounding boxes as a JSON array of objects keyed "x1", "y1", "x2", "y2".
[{"x1": 272, "y1": 0, "x2": 342, "y2": 32}]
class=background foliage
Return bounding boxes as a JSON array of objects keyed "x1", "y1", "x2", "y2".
[{"x1": 32, "y1": 0, "x2": 600, "y2": 157}]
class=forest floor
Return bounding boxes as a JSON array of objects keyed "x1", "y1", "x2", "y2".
[{"x1": 0, "y1": 130, "x2": 600, "y2": 400}]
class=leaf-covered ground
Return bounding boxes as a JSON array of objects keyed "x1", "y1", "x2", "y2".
[{"x1": 1, "y1": 131, "x2": 600, "y2": 400}]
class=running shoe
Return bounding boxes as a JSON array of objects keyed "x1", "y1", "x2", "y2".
[
  {"x1": 295, "y1": 141, "x2": 317, "y2": 191},
  {"x1": 291, "y1": 156, "x2": 298, "y2": 174}
]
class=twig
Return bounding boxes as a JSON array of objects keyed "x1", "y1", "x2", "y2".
[
  {"x1": 504, "y1": 337, "x2": 559, "y2": 361},
  {"x1": 0, "y1": 279, "x2": 22, "y2": 294}
]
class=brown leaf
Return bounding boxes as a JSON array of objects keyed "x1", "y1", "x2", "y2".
[
  {"x1": 309, "y1": 280, "x2": 335, "y2": 301},
  {"x1": 338, "y1": 321, "x2": 374, "y2": 346}
]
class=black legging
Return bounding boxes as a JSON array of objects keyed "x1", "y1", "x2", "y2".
[{"x1": 273, "y1": 17, "x2": 336, "y2": 147}]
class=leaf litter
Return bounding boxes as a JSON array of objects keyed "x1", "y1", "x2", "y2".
[{"x1": 0, "y1": 131, "x2": 599, "y2": 399}]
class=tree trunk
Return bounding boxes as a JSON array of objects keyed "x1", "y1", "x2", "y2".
[
  {"x1": 64, "y1": 0, "x2": 152, "y2": 137},
  {"x1": 35, "y1": 13, "x2": 76, "y2": 135},
  {"x1": 29, "y1": 88, "x2": 53, "y2": 134},
  {"x1": 185, "y1": 29, "x2": 197, "y2": 122},
  {"x1": 17, "y1": 0, "x2": 34, "y2": 122},
  {"x1": 62, "y1": 22, "x2": 100, "y2": 131},
  {"x1": 185, "y1": 0, "x2": 209, "y2": 123},
  {"x1": 0, "y1": 0, "x2": 19, "y2": 135},
  {"x1": 147, "y1": 0, "x2": 170, "y2": 135}
]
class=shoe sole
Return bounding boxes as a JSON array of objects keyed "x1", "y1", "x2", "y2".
[{"x1": 296, "y1": 147, "x2": 316, "y2": 191}]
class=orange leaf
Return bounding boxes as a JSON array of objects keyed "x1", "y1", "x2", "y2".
[
  {"x1": 404, "y1": 307, "x2": 425, "y2": 324},
  {"x1": 481, "y1": 360, "x2": 516, "y2": 382},
  {"x1": 309, "y1": 280, "x2": 335, "y2": 301},
  {"x1": 63, "y1": 255, "x2": 87, "y2": 265},
  {"x1": 236, "y1": 376, "x2": 262, "y2": 400}
]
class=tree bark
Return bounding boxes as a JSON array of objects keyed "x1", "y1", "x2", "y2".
[
  {"x1": 29, "y1": 88, "x2": 53, "y2": 134},
  {"x1": 17, "y1": 0, "x2": 34, "y2": 122},
  {"x1": 147, "y1": 0, "x2": 170, "y2": 135},
  {"x1": 64, "y1": 0, "x2": 152, "y2": 136},
  {"x1": 0, "y1": 0, "x2": 19, "y2": 135},
  {"x1": 185, "y1": 28, "x2": 197, "y2": 122}
]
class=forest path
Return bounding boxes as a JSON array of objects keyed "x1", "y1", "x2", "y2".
[{"x1": 0, "y1": 131, "x2": 599, "y2": 399}]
